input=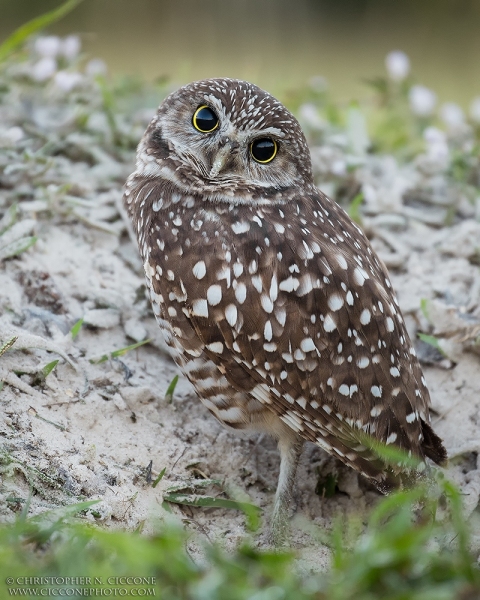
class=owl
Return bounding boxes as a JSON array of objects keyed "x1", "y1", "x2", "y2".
[{"x1": 123, "y1": 78, "x2": 447, "y2": 544}]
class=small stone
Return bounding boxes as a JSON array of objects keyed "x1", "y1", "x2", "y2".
[
  {"x1": 113, "y1": 393, "x2": 127, "y2": 411},
  {"x1": 84, "y1": 308, "x2": 120, "y2": 329},
  {"x1": 124, "y1": 318, "x2": 148, "y2": 342},
  {"x1": 120, "y1": 386, "x2": 156, "y2": 405}
]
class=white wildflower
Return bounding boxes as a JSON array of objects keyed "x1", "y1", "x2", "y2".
[
  {"x1": 423, "y1": 126, "x2": 449, "y2": 163},
  {"x1": 0, "y1": 127, "x2": 24, "y2": 147},
  {"x1": 385, "y1": 51, "x2": 410, "y2": 81},
  {"x1": 331, "y1": 159, "x2": 346, "y2": 177},
  {"x1": 309, "y1": 75, "x2": 328, "y2": 93},
  {"x1": 34, "y1": 36, "x2": 61, "y2": 58},
  {"x1": 469, "y1": 97, "x2": 480, "y2": 123},
  {"x1": 31, "y1": 57, "x2": 57, "y2": 82},
  {"x1": 409, "y1": 85, "x2": 437, "y2": 116},
  {"x1": 61, "y1": 35, "x2": 81, "y2": 60},
  {"x1": 299, "y1": 103, "x2": 324, "y2": 130},
  {"x1": 54, "y1": 71, "x2": 83, "y2": 92},
  {"x1": 85, "y1": 59, "x2": 108, "y2": 77},
  {"x1": 440, "y1": 102, "x2": 465, "y2": 129}
]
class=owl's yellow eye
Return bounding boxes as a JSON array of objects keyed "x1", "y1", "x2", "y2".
[
  {"x1": 250, "y1": 138, "x2": 277, "y2": 163},
  {"x1": 192, "y1": 105, "x2": 219, "y2": 133}
]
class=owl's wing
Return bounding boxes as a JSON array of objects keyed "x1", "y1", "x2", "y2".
[{"x1": 146, "y1": 188, "x2": 445, "y2": 486}]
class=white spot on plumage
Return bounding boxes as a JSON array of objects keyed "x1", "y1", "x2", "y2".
[
  {"x1": 406, "y1": 412, "x2": 417, "y2": 423},
  {"x1": 251, "y1": 275, "x2": 263, "y2": 293},
  {"x1": 264, "y1": 320, "x2": 273, "y2": 341},
  {"x1": 270, "y1": 273, "x2": 278, "y2": 301},
  {"x1": 336, "y1": 254, "x2": 348, "y2": 269},
  {"x1": 192, "y1": 299, "x2": 208, "y2": 318},
  {"x1": 206, "y1": 341, "x2": 224, "y2": 353},
  {"x1": 207, "y1": 284, "x2": 222, "y2": 306},
  {"x1": 264, "y1": 342, "x2": 277, "y2": 352},
  {"x1": 390, "y1": 367, "x2": 400, "y2": 377},
  {"x1": 371, "y1": 385, "x2": 382, "y2": 398},
  {"x1": 386, "y1": 317, "x2": 395, "y2": 332},
  {"x1": 225, "y1": 304, "x2": 238, "y2": 327},
  {"x1": 296, "y1": 397, "x2": 307, "y2": 409},
  {"x1": 357, "y1": 357, "x2": 369, "y2": 369},
  {"x1": 280, "y1": 411, "x2": 304, "y2": 432},
  {"x1": 386, "y1": 432, "x2": 397, "y2": 445},
  {"x1": 234, "y1": 282, "x2": 247, "y2": 304},
  {"x1": 300, "y1": 337, "x2": 316, "y2": 353},
  {"x1": 297, "y1": 274, "x2": 316, "y2": 296},
  {"x1": 360, "y1": 308, "x2": 371, "y2": 325},
  {"x1": 218, "y1": 407, "x2": 244, "y2": 423},
  {"x1": 275, "y1": 307, "x2": 286, "y2": 326},
  {"x1": 339, "y1": 384, "x2": 358, "y2": 398},
  {"x1": 193, "y1": 261, "x2": 206, "y2": 279},
  {"x1": 233, "y1": 262, "x2": 243, "y2": 277},
  {"x1": 279, "y1": 276, "x2": 300, "y2": 292},
  {"x1": 231, "y1": 221, "x2": 250, "y2": 234},
  {"x1": 328, "y1": 294, "x2": 344, "y2": 311},
  {"x1": 323, "y1": 313, "x2": 336, "y2": 332},
  {"x1": 353, "y1": 267, "x2": 368, "y2": 286},
  {"x1": 261, "y1": 294, "x2": 274, "y2": 313}
]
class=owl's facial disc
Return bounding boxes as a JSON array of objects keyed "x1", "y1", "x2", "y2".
[{"x1": 145, "y1": 78, "x2": 315, "y2": 201}]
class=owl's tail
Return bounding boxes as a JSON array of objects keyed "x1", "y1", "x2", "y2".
[{"x1": 421, "y1": 419, "x2": 448, "y2": 466}]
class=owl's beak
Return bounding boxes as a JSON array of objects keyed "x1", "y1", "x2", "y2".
[{"x1": 209, "y1": 138, "x2": 239, "y2": 178}]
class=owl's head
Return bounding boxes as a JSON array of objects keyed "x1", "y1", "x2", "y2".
[{"x1": 137, "y1": 78, "x2": 314, "y2": 204}]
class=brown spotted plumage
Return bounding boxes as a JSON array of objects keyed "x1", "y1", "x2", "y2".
[{"x1": 123, "y1": 78, "x2": 446, "y2": 544}]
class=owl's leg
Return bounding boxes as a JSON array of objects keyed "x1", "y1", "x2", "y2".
[{"x1": 270, "y1": 435, "x2": 304, "y2": 547}]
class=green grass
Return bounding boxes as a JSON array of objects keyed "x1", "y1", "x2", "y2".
[
  {"x1": 0, "y1": 477, "x2": 479, "y2": 599},
  {"x1": 0, "y1": 0, "x2": 84, "y2": 63}
]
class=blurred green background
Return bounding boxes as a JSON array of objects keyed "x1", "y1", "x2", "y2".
[{"x1": 2, "y1": 0, "x2": 480, "y2": 105}]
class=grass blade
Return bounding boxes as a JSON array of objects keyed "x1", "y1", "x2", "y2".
[
  {"x1": 70, "y1": 318, "x2": 84, "y2": 340},
  {"x1": 152, "y1": 467, "x2": 166, "y2": 489},
  {"x1": 348, "y1": 192, "x2": 364, "y2": 225},
  {"x1": 418, "y1": 332, "x2": 447, "y2": 357},
  {"x1": 0, "y1": 204, "x2": 17, "y2": 235},
  {"x1": 0, "y1": 0, "x2": 84, "y2": 63},
  {"x1": 0, "y1": 336, "x2": 17, "y2": 358},
  {"x1": 89, "y1": 339, "x2": 151, "y2": 364},
  {"x1": 41, "y1": 360, "x2": 59, "y2": 378},
  {"x1": 165, "y1": 374, "x2": 179, "y2": 403},
  {"x1": 0, "y1": 236, "x2": 37, "y2": 260},
  {"x1": 163, "y1": 492, "x2": 261, "y2": 517},
  {"x1": 165, "y1": 479, "x2": 223, "y2": 494}
]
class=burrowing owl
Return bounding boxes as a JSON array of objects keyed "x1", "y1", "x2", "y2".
[{"x1": 123, "y1": 78, "x2": 446, "y2": 543}]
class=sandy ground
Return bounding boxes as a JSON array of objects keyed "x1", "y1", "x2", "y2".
[{"x1": 1, "y1": 46, "x2": 480, "y2": 568}]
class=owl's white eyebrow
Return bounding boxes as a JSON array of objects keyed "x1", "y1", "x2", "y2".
[{"x1": 252, "y1": 126, "x2": 285, "y2": 138}]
